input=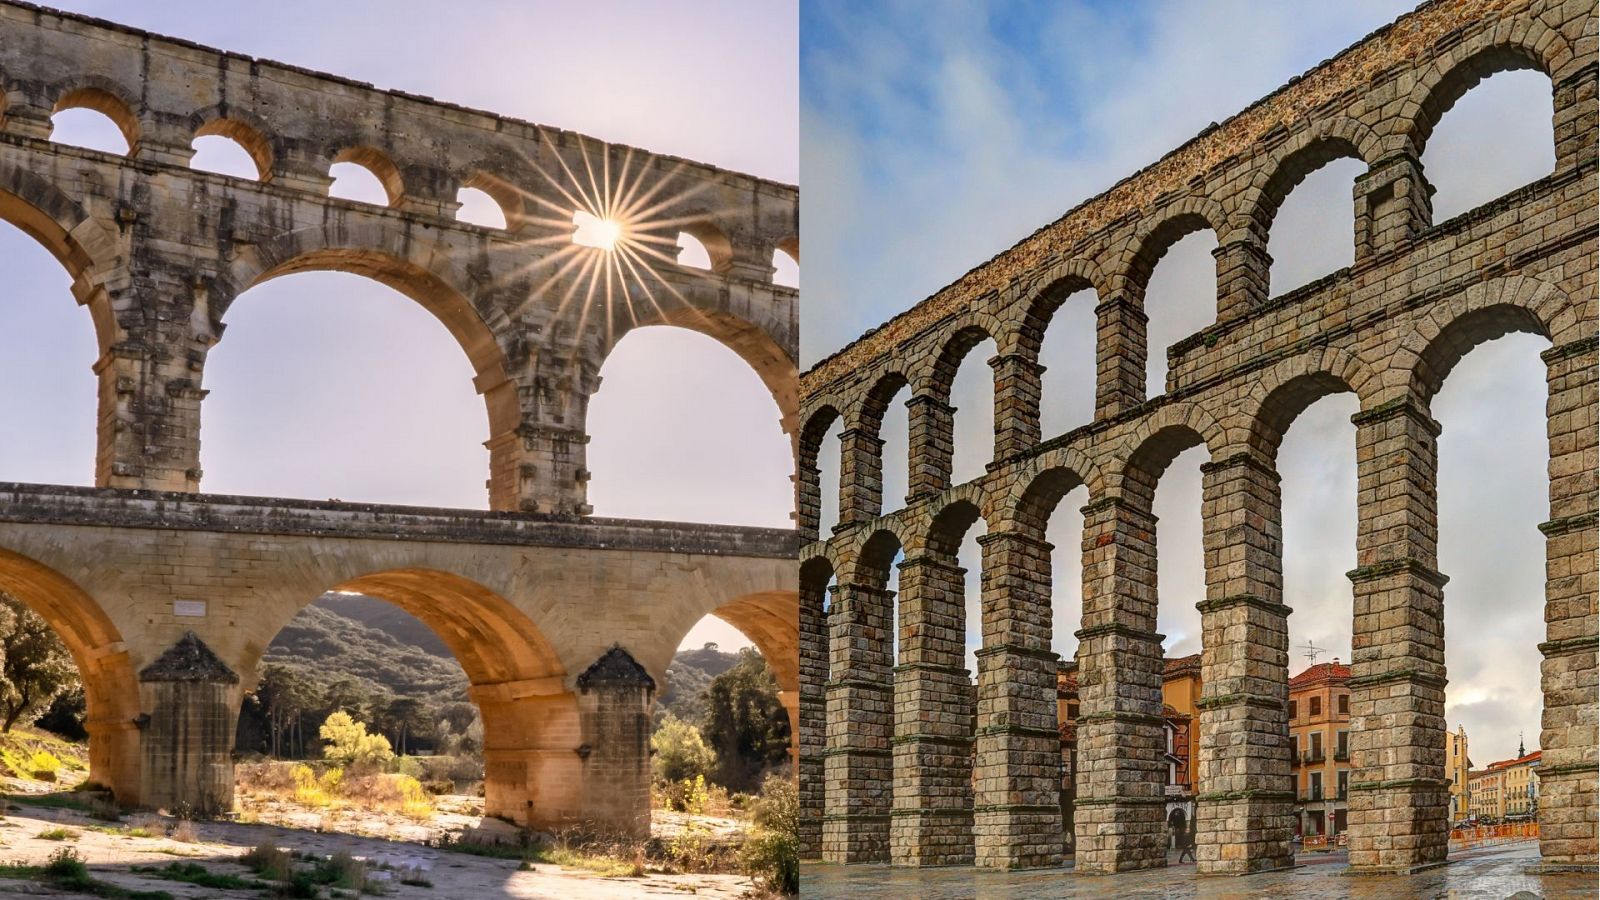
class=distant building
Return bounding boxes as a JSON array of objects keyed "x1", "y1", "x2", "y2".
[
  {"x1": 1161, "y1": 654, "x2": 1202, "y2": 841},
  {"x1": 1289, "y1": 659, "x2": 1353, "y2": 840},
  {"x1": 1057, "y1": 661, "x2": 1079, "y2": 847},
  {"x1": 1446, "y1": 724, "x2": 1472, "y2": 824},
  {"x1": 1469, "y1": 766, "x2": 1502, "y2": 821},
  {"x1": 1467, "y1": 747, "x2": 1541, "y2": 822},
  {"x1": 1503, "y1": 750, "x2": 1541, "y2": 819}
]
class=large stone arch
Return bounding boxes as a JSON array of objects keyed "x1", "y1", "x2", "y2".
[
  {"x1": 1238, "y1": 346, "x2": 1377, "y2": 459},
  {"x1": 1234, "y1": 124, "x2": 1378, "y2": 248},
  {"x1": 606, "y1": 310, "x2": 796, "y2": 440},
  {"x1": 0, "y1": 162, "x2": 125, "y2": 353},
  {"x1": 1115, "y1": 400, "x2": 1227, "y2": 491},
  {"x1": 1109, "y1": 198, "x2": 1228, "y2": 302},
  {"x1": 221, "y1": 227, "x2": 521, "y2": 506},
  {"x1": 1396, "y1": 274, "x2": 1591, "y2": 402},
  {"x1": 1002, "y1": 258, "x2": 1107, "y2": 357},
  {"x1": 1001, "y1": 447, "x2": 1104, "y2": 534},
  {"x1": 798, "y1": 404, "x2": 844, "y2": 540},
  {"x1": 235, "y1": 566, "x2": 579, "y2": 829},
  {"x1": 0, "y1": 545, "x2": 140, "y2": 805},
  {"x1": 1400, "y1": 26, "x2": 1575, "y2": 160}
]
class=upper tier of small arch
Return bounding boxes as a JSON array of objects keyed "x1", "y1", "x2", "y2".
[{"x1": 0, "y1": 0, "x2": 797, "y2": 276}]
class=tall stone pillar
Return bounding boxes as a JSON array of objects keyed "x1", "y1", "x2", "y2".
[
  {"x1": 1345, "y1": 398, "x2": 1449, "y2": 873},
  {"x1": 906, "y1": 394, "x2": 955, "y2": 500},
  {"x1": 1073, "y1": 496, "x2": 1166, "y2": 873},
  {"x1": 1536, "y1": 337, "x2": 1598, "y2": 868},
  {"x1": 991, "y1": 353, "x2": 1043, "y2": 461},
  {"x1": 891, "y1": 554, "x2": 974, "y2": 866},
  {"x1": 838, "y1": 427, "x2": 885, "y2": 526},
  {"x1": 1213, "y1": 239, "x2": 1271, "y2": 321},
  {"x1": 1093, "y1": 295, "x2": 1147, "y2": 418},
  {"x1": 137, "y1": 632, "x2": 239, "y2": 817},
  {"x1": 484, "y1": 353, "x2": 596, "y2": 515},
  {"x1": 972, "y1": 530, "x2": 1062, "y2": 869},
  {"x1": 798, "y1": 570, "x2": 830, "y2": 859},
  {"x1": 1353, "y1": 153, "x2": 1431, "y2": 261},
  {"x1": 573, "y1": 646, "x2": 655, "y2": 839},
  {"x1": 823, "y1": 581, "x2": 893, "y2": 862},
  {"x1": 1194, "y1": 453, "x2": 1295, "y2": 874}
]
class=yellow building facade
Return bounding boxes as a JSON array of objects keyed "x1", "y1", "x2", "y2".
[{"x1": 1446, "y1": 724, "x2": 1471, "y2": 823}]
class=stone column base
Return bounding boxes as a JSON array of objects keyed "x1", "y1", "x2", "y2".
[
  {"x1": 1194, "y1": 791, "x2": 1294, "y2": 875},
  {"x1": 890, "y1": 809, "x2": 974, "y2": 867},
  {"x1": 822, "y1": 814, "x2": 889, "y2": 863},
  {"x1": 1073, "y1": 797, "x2": 1167, "y2": 873},
  {"x1": 974, "y1": 805, "x2": 1064, "y2": 869}
]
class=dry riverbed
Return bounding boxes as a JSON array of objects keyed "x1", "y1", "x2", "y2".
[{"x1": 0, "y1": 793, "x2": 763, "y2": 899}]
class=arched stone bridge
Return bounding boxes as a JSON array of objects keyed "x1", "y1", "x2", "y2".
[
  {"x1": 0, "y1": 3, "x2": 800, "y2": 836},
  {"x1": 800, "y1": 0, "x2": 1595, "y2": 877}
]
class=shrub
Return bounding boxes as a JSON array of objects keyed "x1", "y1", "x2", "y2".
[
  {"x1": 740, "y1": 772, "x2": 798, "y2": 895},
  {"x1": 319, "y1": 711, "x2": 394, "y2": 768},
  {"x1": 42, "y1": 846, "x2": 88, "y2": 881},
  {"x1": 241, "y1": 842, "x2": 293, "y2": 881},
  {"x1": 29, "y1": 751, "x2": 62, "y2": 781},
  {"x1": 651, "y1": 713, "x2": 714, "y2": 785},
  {"x1": 168, "y1": 819, "x2": 200, "y2": 843},
  {"x1": 310, "y1": 851, "x2": 366, "y2": 891},
  {"x1": 37, "y1": 826, "x2": 76, "y2": 841}
]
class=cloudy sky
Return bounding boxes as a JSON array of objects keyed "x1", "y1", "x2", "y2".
[
  {"x1": 0, "y1": 1, "x2": 798, "y2": 652},
  {"x1": 803, "y1": 0, "x2": 1554, "y2": 766}
]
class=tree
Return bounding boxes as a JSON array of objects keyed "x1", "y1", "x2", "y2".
[
  {"x1": 379, "y1": 697, "x2": 433, "y2": 756},
  {"x1": 253, "y1": 664, "x2": 324, "y2": 758},
  {"x1": 319, "y1": 710, "x2": 394, "y2": 768},
  {"x1": 0, "y1": 594, "x2": 77, "y2": 732},
  {"x1": 651, "y1": 712, "x2": 715, "y2": 784},
  {"x1": 700, "y1": 649, "x2": 791, "y2": 792}
]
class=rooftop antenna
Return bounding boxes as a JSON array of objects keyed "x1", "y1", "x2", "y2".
[{"x1": 1302, "y1": 639, "x2": 1324, "y2": 668}]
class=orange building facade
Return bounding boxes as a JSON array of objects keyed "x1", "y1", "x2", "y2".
[{"x1": 1289, "y1": 660, "x2": 1354, "y2": 840}]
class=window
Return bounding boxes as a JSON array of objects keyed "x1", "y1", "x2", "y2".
[
  {"x1": 1336, "y1": 729, "x2": 1348, "y2": 759},
  {"x1": 1338, "y1": 693, "x2": 1348, "y2": 716},
  {"x1": 1338, "y1": 770, "x2": 1348, "y2": 799},
  {"x1": 1289, "y1": 699, "x2": 1298, "y2": 721},
  {"x1": 1310, "y1": 695, "x2": 1322, "y2": 718},
  {"x1": 1311, "y1": 772, "x2": 1323, "y2": 800},
  {"x1": 1067, "y1": 702, "x2": 1078, "y2": 719},
  {"x1": 1311, "y1": 732, "x2": 1323, "y2": 759}
]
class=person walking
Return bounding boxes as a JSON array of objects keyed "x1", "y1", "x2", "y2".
[{"x1": 1171, "y1": 826, "x2": 1196, "y2": 858}]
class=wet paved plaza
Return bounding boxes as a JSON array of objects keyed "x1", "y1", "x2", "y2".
[{"x1": 802, "y1": 842, "x2": 1595, "y2": 898}]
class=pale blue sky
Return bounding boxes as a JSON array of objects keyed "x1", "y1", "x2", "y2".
[
  {"x1": 0, "y1": 1, "x2": 799, "y2": 652},
  {"x1": 802, "y1": 0, "x2": 1556, "y2": 766}
]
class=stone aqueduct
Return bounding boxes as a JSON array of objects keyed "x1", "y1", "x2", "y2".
[
  {"x1": 800, "y1": 0, "x2": 1595, "y2": 877},
  {"x1": 0, "y1": 3, "x2": 799, "y2": 835}
]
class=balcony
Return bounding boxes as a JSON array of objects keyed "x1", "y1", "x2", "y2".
[
  {"x1": 1300, "y1": 750, "x2": 1326, "y2": 764},
  {"x1": 1334, "y1": 748, "x2": 1349, "y2": 762}
]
